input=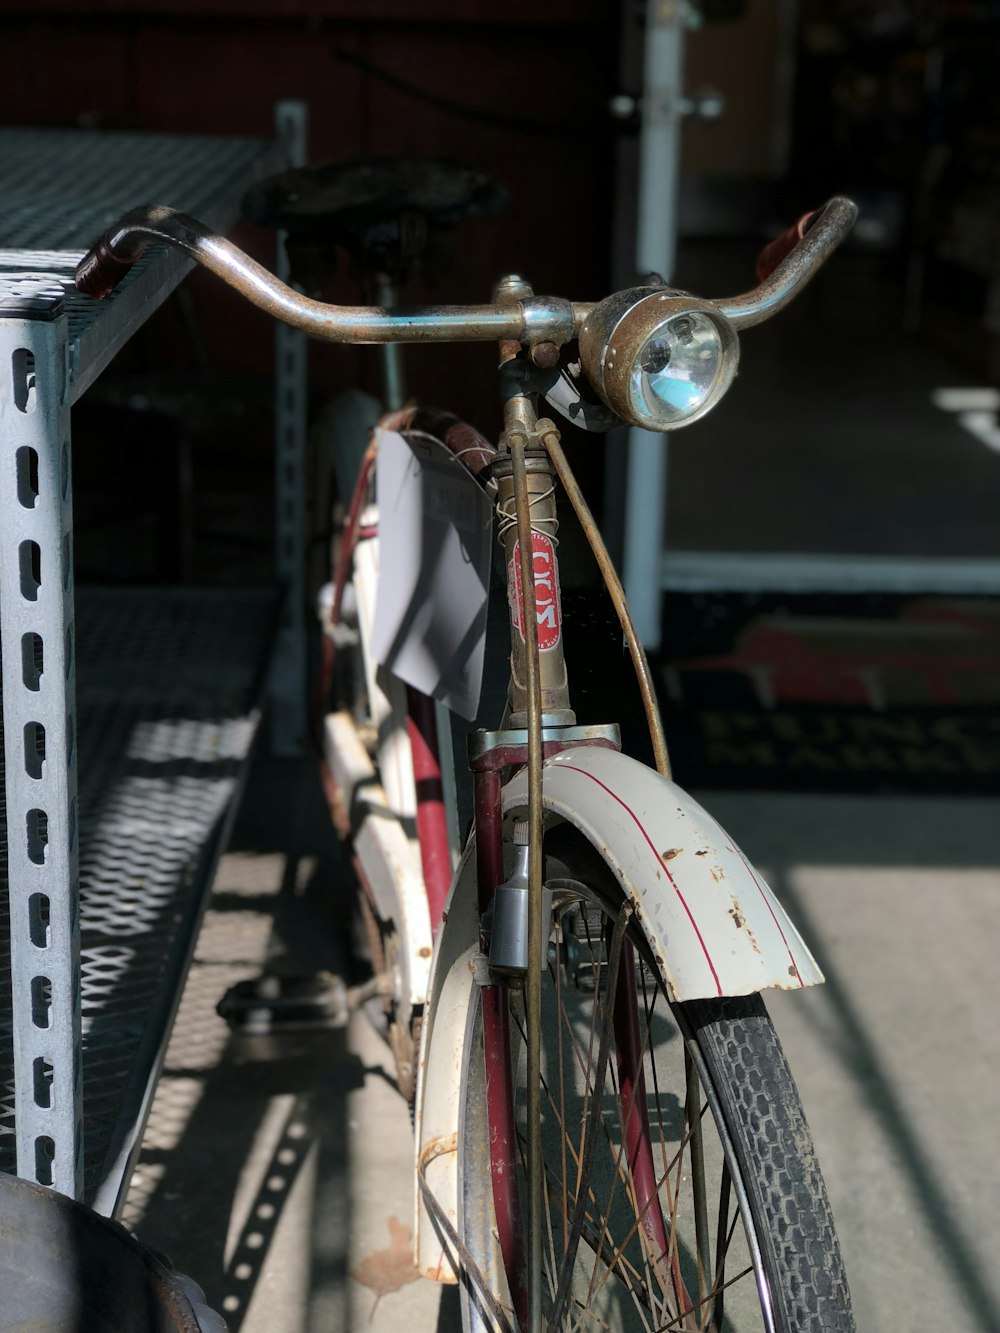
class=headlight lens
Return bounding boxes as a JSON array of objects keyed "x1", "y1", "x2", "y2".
[
  {"x1": 579, "y1": 287, "x2": 739, "y2": 431},
  {"x1": 630, "y1": 311, "x2": 724, "y2": 425}
]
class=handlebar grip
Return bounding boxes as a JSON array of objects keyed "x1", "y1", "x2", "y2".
[
  {"x1": 75, "y1": 233, "x2": 140, "y2": 299},
  {"x1": 755, "y1": 210, "x2": 821, "y2": 283}
]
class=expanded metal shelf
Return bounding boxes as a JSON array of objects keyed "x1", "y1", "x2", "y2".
[
  {"x1": 0, "y1": 588, "x2": 276, "y2": 1213},
  {"x1": 0, "y1": 124, "x2": 294, "y2": 1209},
  {"x1": 0, "y1": 127, "x2": 281, "y2": 400}
]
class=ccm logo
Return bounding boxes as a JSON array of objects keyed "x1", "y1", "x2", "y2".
[{"x1": 508, "y1": 533, "x2": 562, "y2": 650}]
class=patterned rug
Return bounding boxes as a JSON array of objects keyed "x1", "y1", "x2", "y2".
[{"x1": 652, "y1": 593, "x2": 1000, "y2": 792}]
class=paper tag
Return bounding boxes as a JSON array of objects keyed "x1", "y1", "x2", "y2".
[{"x1": 370, "y1": 428, "x2": 493, "y2": 721}]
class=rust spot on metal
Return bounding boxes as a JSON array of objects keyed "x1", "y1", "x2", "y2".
[
  {"x1": 418, "y1": 946, "x2": 432, "y2": 958},
  {"x1": 418, "y1": 1133, "x2": 458, "y2": 1170},
  {"x1": 729, "y1": 898, "x2": 762, "y2": 954},
  {"x1": 661, "y1": 847, "x2": 682, "y2": 861},
  {"x1": 710, "y1": 866, "x2": 723, "y2": 883},
  {"x1": 530, "y1": 340, "x2": 561, "y2": 368},
  {"x1": 695, "y1": 849, "x2": 708, "y2": 857},
  {"x1": 788, "y1": 964, "x2": 798, "y2": 978}
]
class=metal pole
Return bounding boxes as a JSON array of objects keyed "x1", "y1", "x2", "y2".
[
  {"x1": 622, "y1": 0, "x2": 691, "y2": 651},
  {"x1": 0, "y1": 296, "x2": 84, "y2": 1197},
  {"x1": 271, "y1": 99, "x2": 310, "y2": 754}
]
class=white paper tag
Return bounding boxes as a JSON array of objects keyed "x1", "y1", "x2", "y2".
[{"x1": 371, "y1": 428, "x2": 493, "y2": 721}]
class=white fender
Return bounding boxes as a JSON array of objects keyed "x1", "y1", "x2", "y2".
[
  {"x1": 414, "y1": 840, "x2": 478, "y2": 1283},
  {"x1": 414, "y1": 744, "x2": 823, "y2": 1280},
  {"x1": 504, "y1": 745, "x2": 823, "y2": 1001}
]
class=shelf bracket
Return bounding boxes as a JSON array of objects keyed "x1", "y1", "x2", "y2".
[{"x1": 0, "y1": 294, "x2": 83, "y2": 1199}]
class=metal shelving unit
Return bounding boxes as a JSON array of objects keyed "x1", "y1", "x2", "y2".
[{"x1": 0, "y1": 127, "x2": 285, "y2": 1214}]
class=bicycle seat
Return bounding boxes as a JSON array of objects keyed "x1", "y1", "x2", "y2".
[
  {"x1": 243, "y1": 157, "x2": 507, "y2": 289},
  {"x1": 244, "y1": 157, "x2": 506, "y2": 233}
]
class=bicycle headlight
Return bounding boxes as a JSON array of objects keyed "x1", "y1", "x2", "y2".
[{"x1": 579, "y1": 287, "x2": 739, "y2": 431}]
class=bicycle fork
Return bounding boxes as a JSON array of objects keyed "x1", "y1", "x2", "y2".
[{"x1": 471, "y1": 386, "x2": 670, "y2": 1330}]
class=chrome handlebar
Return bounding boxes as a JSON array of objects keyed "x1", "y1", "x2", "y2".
[{"x1": 75, "y1": 196, "x2": 857, "y2": 344}]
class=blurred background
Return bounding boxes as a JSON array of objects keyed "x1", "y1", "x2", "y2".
[
  {"x1": 1, "y1": 2, "x2": 998, "y2": 1331},
  {"x1": 5, "y1": 0, "x2": 1000, "y2": 712}
]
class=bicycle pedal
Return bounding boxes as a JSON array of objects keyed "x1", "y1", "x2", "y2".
[
  {"x1": 559, "y1": 907, "x2": 651, "y2": 993},
  {"x1": 566, "y1": 904, "x2": 606, "y2": 941},
  {"x1": 217, "y1": 970, "x2": 349, "y2": 1034}
]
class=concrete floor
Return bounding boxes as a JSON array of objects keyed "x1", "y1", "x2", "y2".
[
  {"x1": 709, "y1": 790, "x2": 1000, "y2": 1333},
  {"x1": 121, "y1": 752, "x2": 1000, "y2": 1333},
  {"x1": 121, "y1": 754, "x2": 460, "y2": 1333}
]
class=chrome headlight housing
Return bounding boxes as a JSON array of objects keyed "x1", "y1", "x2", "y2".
[{"x1": 579, "y1": 286, "x2": 739, "y2": 431}]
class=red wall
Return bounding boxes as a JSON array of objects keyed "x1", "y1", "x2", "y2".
[{"x1": 1, "y1": 3, "x2": 618, "y2": 433}]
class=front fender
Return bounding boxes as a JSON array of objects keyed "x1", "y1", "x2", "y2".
[
  {"x1": 415, "y1": 744, "x2": 822, "y2": 1281},
  {"x1": 503, "y1": 745, "x2": 823, "y2": 1001}
]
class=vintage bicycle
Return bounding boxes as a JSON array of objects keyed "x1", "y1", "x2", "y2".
[{"x1": 77, "y1": 188, "x2": 857, "y2": 1333}]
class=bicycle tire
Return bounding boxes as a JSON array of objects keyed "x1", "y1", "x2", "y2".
[{"x1": 456, "y1": 825, "x2": 854, "y2": 1332}]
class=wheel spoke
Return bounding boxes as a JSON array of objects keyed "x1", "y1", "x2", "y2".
[
  {"x1": 546, "y1": 911, "x2": 710, "y2": 1330},
  {"x1": 652, "y1": 1264, "x2": 755, "y2": 1333},
  {"x1": 702, "y1": 1165, "x2": 735, "y2": 1331},
  {"x1": 547, "y1": 902, "x2": 632, "y2": 1330},
  {"x1": 582, "y1": 1085, "x2": 710, "y2": 1325},
  {"x1": 568, "y1": 1205, "x2": 656, "y2": 1333},
  {"x1": 530, "y1": 1081, "x2": 657, "y2": 1311},
  {"x1": 583, "y1": 1118, "x2": 704, "y2": 1321},
  {"x1": 514, "y1": 1005, "x2": 655, "y2": 1316},
  {"x1": 541, "y1": 1134, "x2": 561, "y2": 1303},
  {"x1": 585, "y1": 964, "x2": 664, "y2": 1318}
]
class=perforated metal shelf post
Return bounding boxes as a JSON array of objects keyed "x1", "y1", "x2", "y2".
[
  {"x1": 1, "y1": 589, "x2": 276, "y2": 1213},
  {"x1": 0, "y1": 127, "x2": 283, "y2": 1212}
]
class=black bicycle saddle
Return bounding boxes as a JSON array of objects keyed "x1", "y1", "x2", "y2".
[{"x1": 243, "y1": 157, "x2": 507, "y2": 289}]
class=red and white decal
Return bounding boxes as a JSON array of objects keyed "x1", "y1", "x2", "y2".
[{"x1": 508, "y1": 532, "x2": 562, "y2": 651}]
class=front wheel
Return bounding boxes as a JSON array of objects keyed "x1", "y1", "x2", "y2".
[{"x1": 457, "y1": 827, "x2": 854, "y2": 1332}]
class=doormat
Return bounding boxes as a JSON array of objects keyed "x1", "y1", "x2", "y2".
[{"x1": 653, "y1": 592, "x2": 1000, "y2": 793}]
